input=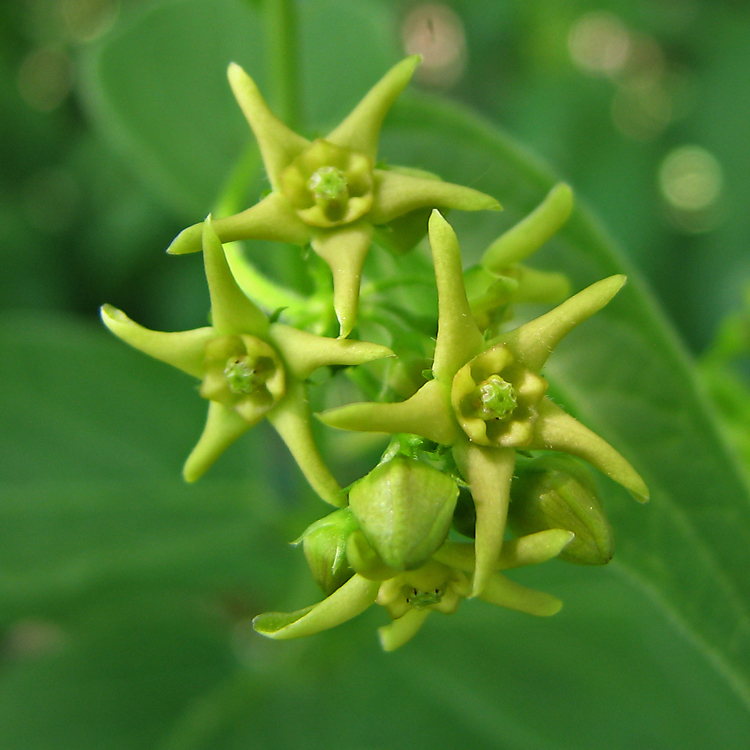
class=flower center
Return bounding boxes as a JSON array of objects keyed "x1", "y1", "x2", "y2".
[
  {"x1": 223, "y1": 355, "x2": 275, "y2": 395},
  {"x1": 308, "y1": 166, "x2": 349, "y2": 203},
  {"x1": 475, "y1": 374, "x2": 517, "y2": 420},
  {"x1": 404, "y1": 586, "x2": 443, "y2": 609}
]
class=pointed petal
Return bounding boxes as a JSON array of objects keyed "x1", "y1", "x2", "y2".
[
  {"x1": 227, "y1": 62, "x2": 309, "y2": 188},
  {"x1": 201, "y1": 219, "x2": 268, "y2": 337},
  {"x1": 269, "y1": 322, "x2": 393, "y2": 380},
  {"x1": 481, "y1": 183, "x2": 573, "y2": 272},
  {"x1": 211, "y1": 192, "x2": 312, "y2": 245},
  {"x1": 434, "y1": 529, "x2": 574, "y2": 573},
  {"x1": 499, "y1": 529, "x2": 576, "y2": 569},
  {"x1": 497, "y1": 275, "x2": 627, "y2": 372},
  {"x1": 268, "y1": 381, "x2": 345, "y2": 507},
  {"x1": 311, "y1": 222, "x2": 373, "y2": 338},
  {"x1": 100, "y1": 305, "x2": 211, "y2": 379},
  {"x1": 531, "y1": 397, "x2": 650, "y2": 501},
  {"x1": 183, "y1": 401, "x2": 251, "y2": 482},
  {"x1": 318, "y1": 379, "x2": 458, "y2": 446},
  {"x1": 369, "y1": 170, "x2": 500, "y2": 225},
  {"x1": 428, "y1": 211, "x2": 485, "y2": 382},
  {"x1": 168, "y1": 195, "x2": 313, "y2": 256},
  {"x1": 252, "y1": 574, "x2": 379, "y2": 639},
  {"x1": 453, "y1": 439, "x2": 516, "y2": 597},
  {"x1": 378, "y1": 608, "x2": 431, "y2": 652},
  {"x1": 326, "y1": 56, "x2": 420, "y2": 158},
  {"x1": 479, "y1": 573, "x2": 563, "y2": 616}
]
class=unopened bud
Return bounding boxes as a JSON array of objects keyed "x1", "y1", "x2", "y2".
[
  {"x1": 346, "y1": 529, "x2": 398, "y2": 580},
  {"x1": 348, "y1": 456, "x2": 459, "y2": 571},
  {"x1": 508, "y1": 456, "x2": 614, "y2": 565},
  {"x1": 298, "y1": 508, "x2": 358, "y2": 595}
]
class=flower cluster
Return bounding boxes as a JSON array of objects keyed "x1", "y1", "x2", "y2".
[{"x1": 102, "y1": 58, "x2": 648, "y2": 650}]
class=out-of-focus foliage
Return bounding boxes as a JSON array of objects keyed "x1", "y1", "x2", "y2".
[{"x1": 2, "y1": 0, "x2": 750, "y2": 748}]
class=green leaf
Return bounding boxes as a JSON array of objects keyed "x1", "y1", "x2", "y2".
[
  {"x1": 0, "y1": 313, "x2": 299, "y2": 621},
  {"x1": 2, "y1": 302, "x2": 749, "y2": 747},
  {"x1": 382, "y1": 93, "x2": 750, "y2": 710},
  {"x1": 0, "y1": 593, "x2": 238, "y2": 750}
]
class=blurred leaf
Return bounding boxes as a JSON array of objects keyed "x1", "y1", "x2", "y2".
[
  {"x1": 0, "y1": 313, "x2": 301, "y2": 622},
  {"x1": 0, "y1": 593, "x2": 237, "y2": 750},
  {"x1": 78, "y1": 0, "x2": 399, "y2": 218},
  {"x1": 381, "y1": 92, "x2": 750, "y2": 711}
]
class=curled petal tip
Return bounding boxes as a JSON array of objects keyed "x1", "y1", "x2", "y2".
[
  {"x1": 167, "y1": 223, "x2": 203, "y2": 255},
  {"x1": 99, "y1": 303, "x2": 119, "y2": 322},
  {"x1": 227, "y1": 61, "x2": 244, "y2": 78},
  {"x1": 630, "y1": 485, "x2": 650, "y2": 504}
]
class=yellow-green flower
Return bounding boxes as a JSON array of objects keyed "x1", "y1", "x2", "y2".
[
  {"x1": 318, "y1": 210, "x2": 649, "y2": 593},
  {"x1": 167, "y1": 56, "x2": 499, "y2": 337},
  {"x1": 253, "y1": 526, "x2": 573, "y2": 651},
  {"x1": 101, "y1": 220, "x2": 394, "y2": 506}
]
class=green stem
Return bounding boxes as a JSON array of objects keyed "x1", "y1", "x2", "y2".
[{"x1": 264, "y1": 0, "x2": 300, "y2": 130}]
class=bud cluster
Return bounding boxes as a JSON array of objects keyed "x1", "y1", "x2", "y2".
[{"x1": 101, "y1": 56, "x2": 648, "y2": 650}]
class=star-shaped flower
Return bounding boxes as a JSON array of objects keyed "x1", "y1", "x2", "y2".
[
  {"x1": 318, "y1": 210, "x2": 649, "y2": 593},
  {"x1": 253, "y1": 524, "x2": 573, "y2": 651},
  {"x1": 101, "y1": 219, "x2": 394, "y2": 506},
  {"x1": 167, "y1": 56, "x2": 500, "y2": 337}
]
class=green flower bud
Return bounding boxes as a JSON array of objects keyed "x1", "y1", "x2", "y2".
[
  {"x1": 298, "y1": 508, "x2": 358, "y2": 595},
  {"x1": 509, "y1": 456, "x2": 614, "y2": 565},
  {"x1": 346, "y1": 528, "x2": 399, "y2": 581},
  {"x1": 348, "y1": 456, "x2": 459, "y2": 571}
]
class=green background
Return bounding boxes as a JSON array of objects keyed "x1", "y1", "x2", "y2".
[{"x1": 2, "y1": 0, "x2": 750, "y2": 747}]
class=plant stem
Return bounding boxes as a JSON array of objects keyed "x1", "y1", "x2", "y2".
[{"x1": 264, "y1": 0, "x2": 300, "y2": 130}]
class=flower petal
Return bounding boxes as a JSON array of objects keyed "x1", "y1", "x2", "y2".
[
  {"x1": 428, "y1": 211, "x2": 486, "y2": 382},
  {"x1": 496, "y1": 274, "x2": 627, "y2": 373},
  {"x1": 202, "y1": 219, "x2": 268, "y2": 337},
  {"x1": 369, "y1": 170, "x2": 500, "y2": 225},
  {"x1": 433, "y1": 529, "x2": 574, "y2": 572},
  {"x1": 378, "y1": 608, "x2": 432, "y2": 652},
  {"x1": 252, "y1": 574, "x2": 379, "y2": 639},
  {"x1": 100, "y1": 305, "x2": 212, "y2": 379},
  {"x1": 481, "y1": 183, "x2": 573, "y2": 271},
  {"x1": 452, "y1": 438, "x2": 516, "y2": 597},
  {"x1": 530, "y1": 397, "x2": 650, "y2": 502},
  {"x1": 168, "y1": 194, "x2": 312, "y2": 256},
  {"x1": 227, "y1": 62, "x2": 310, "y2": 188},
  {"x1": 326, "y1": 56, "x2": 421, "y2": 159},
  {"x1": 183, "y1": 401, "x2": 251, "y2": 482},
  {"x1": 268, "y1": 380, "x2": 345, "y2": 507},
  {"x1": 318, "y1": 378, "x2": 458, "y2": 446},
  {"x1": 310, "y1": 222, "x2": 373, "y2": 338},
  {"x1": 479, "y1": 572, "x2": 563, "y2": 616},
  {"x1": 269, "y1": 322, "x2": 393, "y2": 380}
]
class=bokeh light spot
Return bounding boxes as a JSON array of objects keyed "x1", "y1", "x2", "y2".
[
  {"x1": 63, "y1": 0, "x2": 120, "y2": 43},
  {"x1": 611, "y1": 75, "x2": 672, "y2": 141},
  {"x1": 402, "y1": 4, "x2": 467, "y2": 89},
  {"x1": 659, "y1": 146, "x2": 723, "y2": 212},
  {"x1": 17, "y1": 46, "x2": 73, "y2": 112},
  {"x1": 568, "y1": 11, "x2": 630, "y2": 77}
]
